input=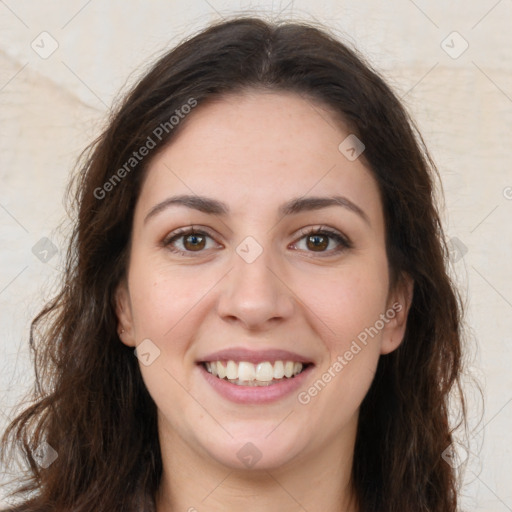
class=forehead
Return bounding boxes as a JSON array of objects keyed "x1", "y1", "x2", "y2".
[{"x1": 136, "y1": 91, "x2": 383, "y2": 228}]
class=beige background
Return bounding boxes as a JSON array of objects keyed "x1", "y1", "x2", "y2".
[{"x1": 1, "y1": 1, "x2": 511, "y2": 510}]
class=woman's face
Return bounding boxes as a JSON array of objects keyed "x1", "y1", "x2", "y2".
[{"x1": 116, "y1": 91, "x2": 411, "y2": 471}]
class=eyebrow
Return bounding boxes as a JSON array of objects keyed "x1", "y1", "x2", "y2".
[{"x1": 144, "y1": 194, "x2": 370, "y2": 226}]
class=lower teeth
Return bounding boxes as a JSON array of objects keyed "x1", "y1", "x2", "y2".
[{"x1": 221, "y1": 376, "x2": 298, "y2": 386}]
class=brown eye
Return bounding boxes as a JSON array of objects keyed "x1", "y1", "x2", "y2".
[
  {"x1": 183, "y1": 233, "x2": 206, "y2": 251},
  {"x1": 292, "y1": 227, "x2": 352, "y2": 255},
  {"x1": 164, "y1": 228, "x2": 219, "y2": 256},
  {"x1": 306, "y1": 234, "x2": 329, "y2": 251}
]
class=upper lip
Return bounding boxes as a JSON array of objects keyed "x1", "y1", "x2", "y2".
[{"x1": 198, "y1": 347, "x2": 314, "y2": 365}]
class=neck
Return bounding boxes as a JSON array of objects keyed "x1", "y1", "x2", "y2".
[{"x1": 155, "y1": 420, "x2": 359, "y2": 512}]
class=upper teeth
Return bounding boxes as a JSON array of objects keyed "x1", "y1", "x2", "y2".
[{"x1": 204, "y1": 360, "x2": 304, "y2": 382}]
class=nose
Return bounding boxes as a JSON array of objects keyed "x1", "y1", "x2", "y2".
[{"x1": 216, "y1": 243, "x2": 295, "y2": 330}]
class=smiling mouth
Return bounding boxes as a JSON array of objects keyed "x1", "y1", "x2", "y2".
[{"x1": 200, "y1": 360, "x2": 312, "y2": 386}]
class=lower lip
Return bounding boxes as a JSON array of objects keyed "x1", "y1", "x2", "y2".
[{"x1": 198, "y1": 364, "x2": 314, "y2": 404}]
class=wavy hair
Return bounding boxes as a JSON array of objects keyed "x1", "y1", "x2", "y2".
[{"x1": 1, "y1": 16, "x2": 466, "y2": 512}]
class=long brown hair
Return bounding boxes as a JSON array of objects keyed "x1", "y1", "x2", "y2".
[{"x1": 1, "y1": 16, "x2": 467, "y2": 512}]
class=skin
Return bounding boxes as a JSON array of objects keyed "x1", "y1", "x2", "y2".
[{"x1": 115, "y1": 90, "x2": 413, "y2": 512}]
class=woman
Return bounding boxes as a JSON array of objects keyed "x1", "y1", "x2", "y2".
[{"x1": 1, "y1": 16, "x2": 466, "y2": 512}]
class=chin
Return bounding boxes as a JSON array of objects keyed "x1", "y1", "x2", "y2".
[{"x1": 200, "y1": 429, "x2": 306, "y2": 471}]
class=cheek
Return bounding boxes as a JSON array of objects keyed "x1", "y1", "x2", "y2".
[
  {"x1": 293, "y1": 256, "x2": 390, "y2": 345},
  {"x1": 296, "y1": 272, "x2": 386, "y2": 421},
  {"x1": 293, "y1": 255, "x2": 389, "y2": 403},
  {"x1": 128, "y1": 267, "x2": 206, "y2": 423},
  {"x1": 128, "y1": 260, "x2": 208, "y2": 337},
  {"x1": 127, "y1": 261, "x2": 228, "y2": 380}
]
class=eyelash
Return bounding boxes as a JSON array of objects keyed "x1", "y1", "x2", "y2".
[{"x1": 162, "y1": 225, "x2": 352, "y2": 257}]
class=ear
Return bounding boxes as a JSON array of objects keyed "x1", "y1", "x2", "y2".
[
  {"x1": 380, "y1": 273, "x2": 414, "y2": 355},
  {"x1": 114, "y1": 279, "x2": 136, "y2": 347}
]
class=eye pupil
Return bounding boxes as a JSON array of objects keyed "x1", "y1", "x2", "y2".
[
  {"x1": 184, "y1": 234, "x2": 206, "y2": 251},
  {"x1": 307, "y1": 234, "x2": 328, "y2": 251}
]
